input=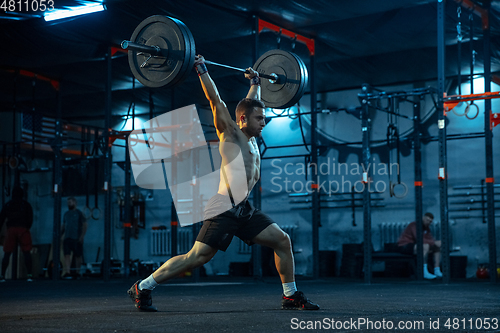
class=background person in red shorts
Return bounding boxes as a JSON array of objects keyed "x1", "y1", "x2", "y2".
[{"x1": 0, "y1": 186, "x2": 34, "y2": 282}]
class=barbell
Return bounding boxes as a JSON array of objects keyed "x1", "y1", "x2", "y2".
[{"x1": 121, "y1": 15, "x2": 309, "y2": 109}]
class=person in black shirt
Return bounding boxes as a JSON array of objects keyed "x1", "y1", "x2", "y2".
[
  {"x1": 0, "y1": 186, "x2": 34, "y2": 282},
  {"x1": 61, "y1": 197, "x2": 87, "y2": 279}
]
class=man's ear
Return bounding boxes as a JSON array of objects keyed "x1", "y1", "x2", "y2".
[{"x1": 240, "y1": 115, "x2": 246, "y2": 124}]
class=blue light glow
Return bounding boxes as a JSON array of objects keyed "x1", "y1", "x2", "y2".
[{"x1": 44, "y1": 2, "x2": 105, "y2": 22}]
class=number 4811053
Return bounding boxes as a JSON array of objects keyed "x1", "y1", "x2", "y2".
[{"x1": 1, "y1": 0, "x2": 55, "y2": 12}]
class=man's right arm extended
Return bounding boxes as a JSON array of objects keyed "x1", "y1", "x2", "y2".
[{"x1": 195, "y1": 55, "x2": 236, "y2": 136}]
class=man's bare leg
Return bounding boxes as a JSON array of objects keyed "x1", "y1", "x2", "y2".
[
  {"x1": 431, "y1": 241, "x2": 442, "y2": 277},
  {"x1": 152, "y1": 241, "x2": 218, "y2": 283},
  {"x1": 128, "y1": 241, "x2": 217, "y2": 311},
  {"x1": 252, "y1": 223, "x2": 319, "y2": 310},
  {"x1": 432, "y1": 240, "x2": 441, "y2": 268},
  {"x1": 75, "y1": 256, "x2": 82, "y2": 276},
  {"x1": 63, "y1": 254, "x2": 71, "y2": 276},
  {"x1": 252, "y1": 223, "x2": 294, "y2": 283},
  {"x1": 414, "y1": 243, "x2": 437, "y2": 279}
]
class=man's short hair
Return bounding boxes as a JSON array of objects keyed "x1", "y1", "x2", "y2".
[
  {"x1": 68, "y1": 197, "x2": 77, "y2": 203},
  {"x1": 424, "y1": 212, "x2": 434, "y2": 219},
  {"x1": 235, "y1": 98, "x2": 266, "y2": 123}
]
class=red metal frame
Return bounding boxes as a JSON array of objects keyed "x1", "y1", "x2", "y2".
[
  {"x1": 258, "y1": 19, "x2": 315, "y2": 56},
  {"x1": 491, "y1": 112, "x2": 499, "y2": 129},
  {"x1": 4, "y1": 69, "x2": 60, "y2": 91},
  {"x1": 111, "y1": 46, "x2": 128, "y2": 57},
  {"x1": 443, "y1": 91, "x2": 500, "y2": 112},
  {"x1": 454, "y1": 0, "x2": 489, "y2": 30}
]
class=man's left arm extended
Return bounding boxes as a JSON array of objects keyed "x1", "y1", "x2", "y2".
[{"x1": 245, "y1": 68, "x2": 261, "y2": 100}]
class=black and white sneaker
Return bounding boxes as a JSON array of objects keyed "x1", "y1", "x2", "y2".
[
  {"x1": 127, "y1": 280, "x2": 158, "y2": 312},
  {"x1": 282, "y1": 291, "x2": 320, "y2": 310}
]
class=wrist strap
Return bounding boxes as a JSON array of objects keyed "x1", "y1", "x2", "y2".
[
  {"x1": 250, "y1": 76, "x2": 261, "y2": 86},
  {"x1": 195, "y1": 62, "x2": 208, "y2": 76}
]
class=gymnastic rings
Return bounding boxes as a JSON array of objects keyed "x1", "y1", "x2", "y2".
[
  {"x1": 83, "y1": 206, "x2": 92, "y2": 220},
  {"x1": 129, "y1": 133, "x2": 139, "y2": 146},
  {"x1": 451, "y1": 102, "x2": 468, "y2": 117},
  {"x1": 465, "y1": 102, "x2": 479, "y2": 120},
  {"x1": 390, "y1": 181, "x2": 408, "y2": 199},
  {"x1": 147, "y1": 135, "x2": 155, "y2": 149},
  {"x1": 91, "y1": 207, "x2": 102, "y2": 220},
  {"x1": 452, "y1": 101, "x2": 479, "y2": 120}
]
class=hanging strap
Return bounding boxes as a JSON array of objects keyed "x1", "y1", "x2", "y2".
[
  {"x1": 457, "y1": 6, "x2": 463, "y2": 95},
  {"x1": 91, "y1": 157, "x2": 101, "y2": 220}
]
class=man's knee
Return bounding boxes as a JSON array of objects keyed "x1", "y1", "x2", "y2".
[
  {"x1": 276, "y1": 231, "x2": 292, "y2": 252},
  {"x1": 190, "y1": 253, "x2": 210, "y2": 267},
  {"x1": 430, "y1": 244, "x2": 441, "y2": 253},
  {"x1": 187, "y1": 243, "x2": 216, "y2": 267}
]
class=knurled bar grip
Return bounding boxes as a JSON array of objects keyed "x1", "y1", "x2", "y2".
[{"x1": 204, "y1": 60, "x2": 278, "y2": 81}]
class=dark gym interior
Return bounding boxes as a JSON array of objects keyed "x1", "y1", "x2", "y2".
[{"x1": 1, "y1": 1, "x2": 499, "y2": 332}]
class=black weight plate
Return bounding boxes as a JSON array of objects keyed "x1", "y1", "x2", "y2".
[
  {"x1": 290, "y1": 52, "x2": 309, "y2": 107},
  {"x1": 253, "y1": 49, "x2": 307, "y2": 109},
  {"x1": 128, "y1": 15, "x2": 195, "y2": 88},
  {"x1": 171, "y1": 17, "x2": 196, "y2": 87}
]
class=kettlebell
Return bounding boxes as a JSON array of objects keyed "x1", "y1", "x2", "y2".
[{"x1": 476, "y1": 263, "x2": 489, "y2": 279}]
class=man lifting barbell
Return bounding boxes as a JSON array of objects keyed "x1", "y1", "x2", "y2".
[{"x1": 127, "y1": 55, "x2": 319, "y2": 312}]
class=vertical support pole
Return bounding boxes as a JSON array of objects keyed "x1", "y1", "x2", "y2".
[
  {"x1": 361, "y1": 84, "x2": 372, "y2": 284},
  {"x1": 252, "y1": 15, "x2": 263, "y2": 279},
  {"x1": 12, "y1": 72, "x2": 17, "y2": 146},
  {"x1": 482, "y1": 1, "x2": 497, "y2": 284},
  {"x1": 437, "y1": 0, "x2": 451, "y2": 284},
  {"x1": 103, "y1": 47, "x2": 113, "y2": 281},
  {"x1": 13, "y1": 75, "x2": 20, "y2": 190},
  {"x1": 124, "y1": 139, "x2": 131, "y2": 278},
  {"x1": 413, "y1": 101, "x2": 424, "y2": 281},
  {"x1": 170, "y1": 204, "x2": 178, "y2": 256},
  {"x1": 170, "y1": 89, "x2": 178, "y2": 258},
  {"x1": 310, "y1": 50, "x2": 320, "y2": 279},
  {"x1": 10, "y1": 73, "x2": 18, "y2": 280},
  {"x1": 124, "y1": 79, "x2": 136, "y2": 278},
  {"x1": 52, "y1": 83, "x2": 63, "y2": 281},
  {"x1": 191, "y1": 108, "x2": 201, "y2": 283},
  {"x1": 12, "y1": 71, "x2": 19, "y2": 186},
  {"x1": 149, "y1": 90, "x2": 154, "y2": 120},
  {"x1": 2, "y1": 145, "x2": 5, "y2": 207}
]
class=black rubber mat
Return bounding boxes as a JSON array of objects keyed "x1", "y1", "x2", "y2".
[{"x1": 0, "y1": 277, "x2": 499, "y2": 332}]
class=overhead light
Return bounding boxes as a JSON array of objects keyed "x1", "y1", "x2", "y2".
[{"x1": 44, "y1": 3, "x2": 105, "y2": 22}]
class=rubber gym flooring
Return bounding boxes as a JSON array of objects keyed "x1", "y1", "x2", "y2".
[{"x1": 0, "y1": 276, "x2": 499, "y2": 333}]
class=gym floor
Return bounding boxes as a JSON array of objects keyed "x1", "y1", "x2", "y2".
[{"x1": 1, "y1": 277, "x2": 499, "y2": 332}]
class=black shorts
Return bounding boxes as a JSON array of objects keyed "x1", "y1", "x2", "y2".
[
  {"x1": 196, "y1": 194, "x2": 274, "y2": 251},
  {"x1": 63, "y1": 238, "x2": 83, "y2": 257},
  {"x1": 398, "y1": 243, "x2": 415, "y2": 255}
]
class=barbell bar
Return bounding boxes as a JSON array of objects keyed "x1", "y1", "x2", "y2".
[
  {"x1": 121, "y1": 40, "x2": 279, "y2": 82},
  {"x1": 122, "y1": 15, "x2": 308, "y2": 109}
]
